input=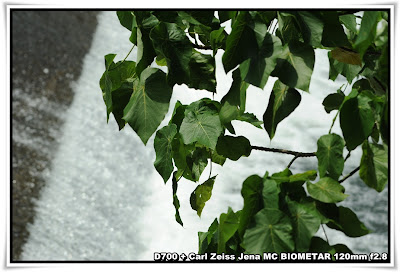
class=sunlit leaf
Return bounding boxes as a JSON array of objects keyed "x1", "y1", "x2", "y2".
[
  {"x1": 307, "y1": 177, "x2": 348, "y2": 203},
  {"x1": 190, "y1": 176, "x2": 216, "y2": 217},
  {"x1": 360, "y1": 142, "x2": 388, "y2": 192},
  {"x1": 287, "y1": 200, "x2": 321, "y2": 252},
  {"x1": 180, "y1": 99, "x2": 223, "y2": 149},
  {"x1": 354, "y1": 11, "x2": 380, "y2": 58},
  {"x1": 218, "y1": 207, "x2": 240, "y2": 253},
  {"x1": 271, "y1": 41, "x2": 315, "y2": 92},
  {"x1": 123, "y1": 67, "x2": 172, "y2": 145},
  {"x1": 316, "y1": 134, "x2": 345, "y2": 180},
  {"x1": 243, "y1": 208, "x2": 294, "y2": 254}
]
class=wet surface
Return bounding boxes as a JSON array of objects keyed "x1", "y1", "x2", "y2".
[{"x1": 11, "y1": 10, "x2": 98, "y2": 261}]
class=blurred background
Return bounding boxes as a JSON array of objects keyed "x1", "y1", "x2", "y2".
[{"x1": 11, "y1": 10, "x2": 98, "y2": 260}]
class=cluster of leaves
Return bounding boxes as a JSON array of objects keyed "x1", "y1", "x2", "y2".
[
  {"x1": 100, "y1": 10, "x2": 389, "y2": 256},
  {"x1": 199, "y1": 169, "x2": 369, "y2": 255}
]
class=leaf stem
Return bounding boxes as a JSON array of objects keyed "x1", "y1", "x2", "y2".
[
  {"x1": 344, "y1": 151, "x2": 351, "y2": 162},
  {"x1": 287, "y1": 155, "x2": 299, "y2": 168},
  {"x1": 321, "y1": 224, "x2": 330, "y2": 244},
  {"x1": 338, "y1": 166, "x2": 360, "y2": 183},
  {"x1": 328, "y1": 110, "x2": 340, "y2": 134},
  {"x1": 108, "y1": 44, "x2": 135, "y2": 71},
  {"x1": 209, "y1": 151, "x2": 213, "y2": 179}
]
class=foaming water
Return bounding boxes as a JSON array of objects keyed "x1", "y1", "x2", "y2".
[{"x1": 21, "y1": 11, "x2": 388, "y2": 260}]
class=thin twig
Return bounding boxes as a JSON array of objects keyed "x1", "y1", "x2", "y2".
[
  {"x1": 344, "y1": 152, "x2": 351, "y2": 162},
  {"x1": 108, "y1": 45, "x2": 135, "y2": 71},
  {"x1": 339, "y1": 166, "x2": 360, "y2": 183},
  {"x1": 209, "y1": 151, "x2": 213, "y2": 179},
  {"x1": 251, "y1": 146, "x2": 316, "y2": 157},
  {"x1": 193, "y1": 44, "x2": 212, "y2": 50},
  {"x1": 287, "y1": 155, "x2": 299, "y2": 168},
  {"x1": 321, "y1": 224, "x2": 330, "y2": 244}
]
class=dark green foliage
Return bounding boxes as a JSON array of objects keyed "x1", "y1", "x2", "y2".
[
  {"x1": 100, "y1": 10, "x2": 389, "y2": 258},
  {"x1": 263, "y1": 80, "x2": 301, "y2": 139}
]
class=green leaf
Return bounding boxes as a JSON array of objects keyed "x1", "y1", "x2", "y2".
[
  {"x1": 211, "y1": 150, "x2": 226, "y2": 166},
  {"x1": 180, "y1": 99, "x2": 223, "y2": 149},
  {"x1": 218, "y1": 207, "x2": 240, "y2": 253},
  {"x1": 340, "y1": 92, "x2": 375, "y2": 150},
  {"x1": 236, "y1": 113, "x2": 263, "y2": 129},
  {"x1": 339, "y1": 14, "x2": 357, "y2": 33},
  {"x1": 110, "y1": 82, "x2": 134, "y2": 130},
  {"x1": 326, "y1": 206, "x2": 370, "y2": 237},
  {"x1": 238, "y1": 175, "x2": 264, "y2": 237},
  {"x1": 218, "y1": 11, "x2": 237, "y2": 23},
  {"x1": 263, "y1": 80, "x2": 301, "y2": 140},
  {"x1": 210, "y1": 27, "x2": 227, "y2": 56},
  {"x1": 271, "y1": 41, "x2": 315, "y2": 92},
  {"x1": 354, "y1": 11, "x2": 380, "y2": 58},
  {"x1": 135, "y1": 13, "x2": 159, "y2": 76},
  {"x1": 328, "y1": 52, "x2": 362, "y2": 83},
  {"x1": 239, "y1": 31, "x2": 283, "y2": 89},
  {"x1": 172, "y1": 172, "x2": 183, "y2": 226},
  {"x1": 333, "y1": 244, "x2": 353, "y2": 254},
  {"x1": 359, "y1": 142, "x2": 388, "y2": 192},
  {"x1": 243, "y1": 208, "x2": 294, "y2": 254},
  {"x1": 198, "y1": 218, "x2": 219, "y2": 254},
  {"x1": 169, "y1": 100, "x2": 186, "y2": 130},
  {"x1": 219, "y1": 69, "x2": 249, "y2": 125},
  {"x1": 150, "y1": 22, "x2": 193, "y2": 86},
  {"x1": 222, "y1": 12, "x2": 258, "y2": 73},
  {"x1": 277, "y1": 12, "x2": 302, "y2": 44},
  {"x1": 287, "y1": 200, "x2": 321, "y2": 252},
  {"x1": 262, "y1": 178, "x2": 280, "y2": 209},
  {"x1": 316, "y1": 134, "x2": 345, "y2": 180},
  {"x1": 296, "y1": 11, "x2": 324, "y2": 47},
  {"x1": 117, "y1": 11, "x2": 134, "y2": 31},
  {"x1": 308, "y1": 237, "x2": 335, "y2": 255},
  {"x1": 153, "y1": 124, "x2": 177, "y2": 183},
  {"x1": 122, "y1": 67, "x2": 172, "y2": 145},
  {"x1": 99, "y1": 57, "x2": 136, "y2": 122},
  {"x1": 269, "y1": 168, "x2": 292, "y2": 184},
  {"x1": 188, "y1": 51, "x2": 216, "y2": 92},
  {"x1": 307, "y1": 177, "x2": 348, "y2": 203},
  {"x1": 321, "y1": 11, "x2": 351, "y2": 48},
  {"x1": 322, "y1": 92, "x2": 345, "y2": 113},
  {"x1": 216, "y1": 135, "x2": 251, "y2": 161},
  {"x1": 190, "y1": 176, "x2": 216, "y2": 217},
  {"x1": 172, "y1": 138, "x2": 208, "y2": 182},
  {"x1": 289, "y1": 170, "x2": 317, "y2": 183}
]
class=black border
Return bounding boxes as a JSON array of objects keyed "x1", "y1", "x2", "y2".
[{"x1": 9, "y1": 7, "x2": 392, "y2": 264}]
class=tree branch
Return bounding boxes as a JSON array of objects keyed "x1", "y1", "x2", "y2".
[
  {"x1": 193, "y1": 44, "x2": 212, "y2": 50},
  {"x1": 339, "y1": 166, "x2": 360, "y2": 183},
  {"x1": 251, "y1": 146, "x2": 316, "y2": 157}
]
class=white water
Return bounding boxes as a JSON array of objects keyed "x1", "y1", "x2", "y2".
[{"x1": 21, "y1": 12, "x2": 388, "y2": 260}]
